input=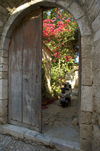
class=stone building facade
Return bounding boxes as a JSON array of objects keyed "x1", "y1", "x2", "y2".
[
  {"x1": 0, "y1": 0, "x2": 100, "y2": 151},
  {"x1": 65, "y1": 66, "x2": 79, "y2": 88}
]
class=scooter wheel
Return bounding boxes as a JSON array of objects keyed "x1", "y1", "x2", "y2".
[
  {"x1": 65, "y1": 98, "x2": 70, "y2": 106},
  {"x1": 62, "y1": 102, "x2": 66, "y2": 107}
]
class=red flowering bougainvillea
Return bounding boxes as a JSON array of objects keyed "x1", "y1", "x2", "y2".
[
  {"x1": 43, "y1": 8, "x2": 79, "y2": 96},
  {"x1": 43, "y1": 8, "x2": 78, "y2": 64}
]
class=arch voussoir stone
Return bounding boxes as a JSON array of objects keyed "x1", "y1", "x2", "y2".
[
  {"x1": 67, "y1": 1, "x2": 85, "y2": 20},
  {"x1": 56, "y1": 0, "x2": 73, "y2": 9}
]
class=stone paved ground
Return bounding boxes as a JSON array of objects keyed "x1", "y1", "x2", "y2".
[
  {"x1": 0, "y1": 133, "x2": 58, "y2": 151},
  {"x1": 42, "y1": 88, "x2": 79, "y2": 131}
]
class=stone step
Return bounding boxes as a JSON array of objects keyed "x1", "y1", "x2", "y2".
[{"x1": 0, "y1": 124, "x2": 81, "y2": 151}]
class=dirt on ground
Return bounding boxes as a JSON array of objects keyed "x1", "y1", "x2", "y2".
[{"x1": 42, "y1": 88, "x2": 79, "y2": 131}]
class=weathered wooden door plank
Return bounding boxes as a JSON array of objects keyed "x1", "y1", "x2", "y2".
[
  {"x1": 9, "y1": 26, "x2": 23, "y2": 122},
  {"x1": 23, "y1": 17, "x2": 36, "y2": 125},
  {"x1": 22, "y1": 9, "x2": 42, "y2": 132},
  {"x1": 31, "y1": 9, "x2": 42, "y2": 131}
]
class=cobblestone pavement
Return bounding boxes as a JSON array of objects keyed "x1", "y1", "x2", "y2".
[{"x1": 0, "y1": 133, "x2": 58, "y2": 151}]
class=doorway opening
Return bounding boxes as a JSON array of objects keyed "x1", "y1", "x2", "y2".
[
  {"x1": 41, "y1": 8, "x2": 80, "y2": 142},
  {"x1": 8, "y1": 7, "x2": 81, "y2": 142}
]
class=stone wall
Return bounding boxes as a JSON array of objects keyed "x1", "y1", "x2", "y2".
[
  {"x1": 65, "y1": 66, "x2": 79, "y2": 88},
  {"x1": 0, "y1": 0, "x2": 100, "y2": 151}
]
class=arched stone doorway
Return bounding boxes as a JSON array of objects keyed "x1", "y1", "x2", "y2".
[{"x1": 0, "y1": 0, "x2": 93, "y2": 150}]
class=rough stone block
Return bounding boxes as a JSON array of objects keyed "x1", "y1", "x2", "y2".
[
  {"x1": 24, "y1": 130, "x2": 51, "y2": 146},
  {"x1": 93, "y1": 85, "x2": 100, "y2": 99},
  {"x1": 93, "y1": 125, "x2": 100, "y2": 148},
  {"x1": 77, "y1": 16, "x2": 91, "y2": 36},
  {"x1": 81, "y1": 58, "x2": 92, "y2": 86},
  {"x1": 0, "y1": 36, "x2": 9, "y2": 50},
  {"x1": 98, "y1": 115, "x2": 100, "y2": 126},
  {"x1": 0, "y1": 1, "x2": 12, "y2": 11},
  {"x1": 85, "y1": 0, "x2": 94, "y2": 10},
  {"x1": 0, "y1": 72, "x2": 8, "y2": 79},
  {"x1": 92, "y1": 140, "x2": 100, "y2": 151},
  {"x1": 92, "y1": 11, "x2": 100, "y2": 32},
  {"x1": 0, "y1": 116, "x2": 7, "y2": 124},
  {"x1": 81, "y1": 36, "x2": 92, "y2": 58},
  {"x1": 38, "y1": 0, "x2": 57, "y2": 6},
  {"x1": 88, "y1": 1, "x2": 100, "y2": 23},
  {"x1": 0, "y1": 27, "x2": 3, "y2": 35},
  {"x1": 81, "y1": 35, "x2": 92, "y2": 47},
  {"x1": 24, "y1": 129, "x2": 41, "y2": 140},
  {"x1": 94, "y1": 28, "x2": 100, "y2": 42},
  {"x1": 92, "y1": 112, "x2": 100, "y2": 126},
  {"x1": 0, "y1": 13, "x2": 7, "y2": 23},
  {"x1": 0, "y1": 5, "x2": 8, "y2": 15},
  {"x1": 78, "y1": 0, "x2": 86, "y2": 5},
  {"x1": 5, "y1": 25, "x2": 16, "y2": 38},
  {"x1": 0, "y1": 49, "x2": 8, "y2": 58},
  {"x1": 0, "y1": 99, "x2": 7, "y2": 108},
  {"x1": 1, "y1": 124, "x2": 28, "y2": 138},
  {"x1": 92, "y1": 53, "x2": 100, "y2": 70},
  {"x1": 0, "y1": 79, "x2": 8, "y2": 99},
  {"x1": 50, "y1": 137, "x2": 80, "y2": 151},
  {"x1": 81, "y1": 45, "x2": 92, "y2": 58},
  {"x1": 67, "y1": 1, "x2": 84, "y2": 20},
  {"x1": 80, "y1": 124, "x2": 92, "y2": 140},
  {"x1": 81, "y1": 111, "x2": 92, "y2": 124},
  {"x1": 0, "y1": 107, "x2": 7, "y2": 117},
  {"x1": 56, "y1": 0, "x2": 72, "y2": 9},
  {"x1": 92, "y1": 38, "x2": 100, "y2": 59},
  {"x1": 1, "y1": 21, "x2": 14, "y2": 37},
  {"x1": 34, "y1": 133, "x2": 51, "y2": 146},
  {"x1": 0, "y1": 20, "x2": 4, "y2": 27},
  {"x1": 93, "y1": 97, "x2": 100, "y2": 114},
  {"x1": 2, "y1": 37, "x2": 10, "y2": 50},
  {"x1": 81, "y1": 86, "x2": 93, "y2": 112},
  {"x1": 80, "y1": 138, "x2": 92, "y2": 151},
  {"x1": 0, "y1": 57, "x2": 8, "y2": 64},
  {"x1": 0, "y1": 64, "x2": 8, "y2": 71}
]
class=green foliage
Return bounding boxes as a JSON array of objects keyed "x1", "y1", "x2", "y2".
[{"x1": 51, "y1": 66, "x2": 61, "y2": 97}]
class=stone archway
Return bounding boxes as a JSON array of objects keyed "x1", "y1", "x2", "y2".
[{"x1": 0, "y1": 0, "x2": 93, "y2": 150}]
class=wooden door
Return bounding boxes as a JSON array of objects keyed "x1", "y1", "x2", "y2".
[{"x1": 9, "y1": 9, "x2": 42, "y2": 132}]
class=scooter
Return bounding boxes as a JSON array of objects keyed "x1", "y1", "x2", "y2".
[{"x1": 60, "y1": 82, "x2": 72, "y2": 107}]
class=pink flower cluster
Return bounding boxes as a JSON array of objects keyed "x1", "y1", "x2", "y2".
[
  {"x1": 43, "y1": 9, "x2": 77, "y2": 63},
  {"x1": 65, "y1": 55, "x2": 72, "y2": 62}
]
